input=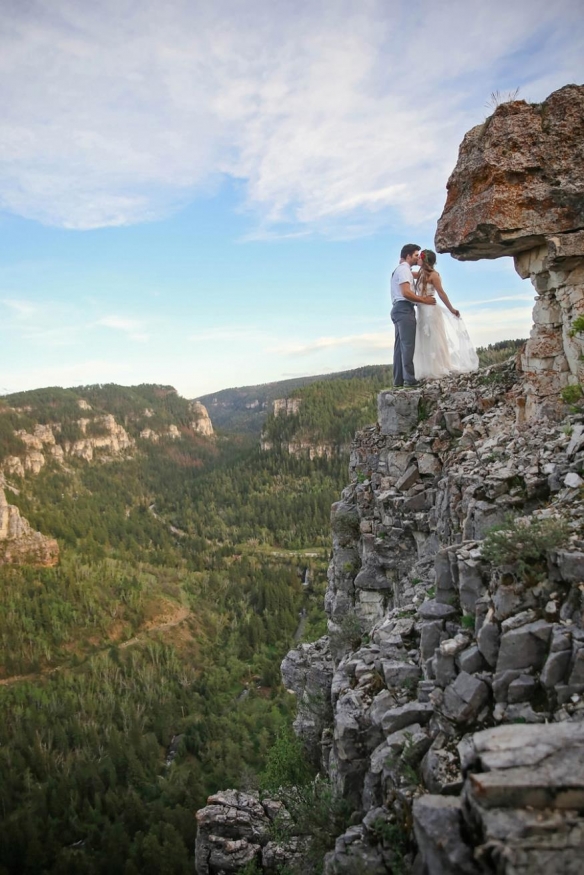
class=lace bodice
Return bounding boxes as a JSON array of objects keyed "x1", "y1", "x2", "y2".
[{"x1": 416, "y1": 280, "x2": 436, "y2": 298}]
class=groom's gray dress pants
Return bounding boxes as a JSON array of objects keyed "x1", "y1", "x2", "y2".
[{"x1": 391, "y1": 300, "x2": 416, "y2": 386}]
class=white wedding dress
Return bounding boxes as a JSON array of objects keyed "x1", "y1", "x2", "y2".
[{"x1": 413, "y1": 283, "x2": 479, "y2": 380}]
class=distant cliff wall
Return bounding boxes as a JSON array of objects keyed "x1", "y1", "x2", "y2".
[{"x1": 0, "y1": 485, "x2": 59, "y2": 566}]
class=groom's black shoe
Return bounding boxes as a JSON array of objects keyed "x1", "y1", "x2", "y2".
[{"x1": 404, "y1": 380, "x2": 420, "y2": 388}]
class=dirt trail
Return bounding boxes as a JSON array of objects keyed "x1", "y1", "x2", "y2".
[
  {"x1": 0, "y1": 603, "x2": 191, "y2": 687},
  {"x1": 120, "y1": 604, "x2": 190, "y2": 648}
]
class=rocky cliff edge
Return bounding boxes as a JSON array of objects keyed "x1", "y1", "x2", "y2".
[{"x1": 196, "y1": 361, "x2": 584, "y2": 874}]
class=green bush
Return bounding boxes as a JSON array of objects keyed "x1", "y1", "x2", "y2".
[
  {"x1": 331, "y1": 510, "x2": 360, "y2": 545},
  {"x1": 260, "y1": 726, "x2": 313, "y2": 794},
  {"x1": 569, "y1": 315, "x2": 584, "y2": 336},
  {"x1": 269, "y1": 778, "x2": 352, "y2": 875},
  {"x1": 561, "y1": 384, "x2": 583, "y2": 404},
  {"x1": 329, "y1": 612, "x2": 365, "y2": 654},
  {"x1": 481, "y1": 515, "x2": 569, "y2": 581}
]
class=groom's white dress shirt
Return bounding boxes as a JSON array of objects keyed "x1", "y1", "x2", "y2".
[{"x1": 391, "y1": 262, "x2": 415, "y2": 304}]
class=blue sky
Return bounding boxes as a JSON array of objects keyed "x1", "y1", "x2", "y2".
[{"x1": 1, "y1": 0, "x2": 583, "y2": 399}]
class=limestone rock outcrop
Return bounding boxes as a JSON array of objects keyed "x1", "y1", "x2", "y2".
[
  {"x1": 1, "y1": 413, "x2": 134, "y2": 476},
  {"x1": 189, "y1": 401, "x2": 214, "y2": 437},
  {"x1": 195, "y1": 790, "x2": 305, "y2": 875},
  {"x1": 273, "y1": 398, "x2": 301, "y2": 417},
  {"x1": 436, "y1": 84, "x2": 584, "y2": 418},
  {"x1": 0, "y1": 486, "x2": 59, "y2": 566},
  {"x1": 67, "y1": 414, "x2": 133, "y2": 461},
  {"x1": 281, "y1": 637, "x2": 334, "y2": 765},
  {"x1": 435, "y1": 85, "x2": 584, "y2": 260}
]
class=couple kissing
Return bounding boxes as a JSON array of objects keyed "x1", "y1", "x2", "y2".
[{"x1": 390, "y1": 243, "x2": 478, "y2": 388}]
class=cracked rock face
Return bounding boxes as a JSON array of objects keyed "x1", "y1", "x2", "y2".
[
  {"x1": 435, "y1": 84, "x2": 584, "y2": 261},
  {"x1": 0, "y1": 486, "x2": 59, "y2": 566},
  {"x1": 195, "y1": 791, "x2": 306, "y2": 875},
  {"x1": 194, "y1": 363, "x2": 584, "y2": 875}
]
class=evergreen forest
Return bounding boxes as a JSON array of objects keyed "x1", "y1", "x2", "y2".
[{"x1": 0, "y1": 375, "x2": 369, "y2": 874}]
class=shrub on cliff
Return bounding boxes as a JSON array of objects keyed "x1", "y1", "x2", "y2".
[
  {"x1": 481, "y1": 514, "x2": 569, "y2": 581},
  {"x1": 260, "y1": 725, "x2": 313, "y2": 793}
]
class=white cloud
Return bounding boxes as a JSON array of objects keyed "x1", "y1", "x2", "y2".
[
  {"x1": 270, "y1": 331, "x2": 388, "y2": 356},
  {"x1": 1, "y1": 298, "x2": 38, "y2": 318},
  {"x1": 97, "y1": 315, "x2": 150, "y2": 341},
  {"x1": 465, "y1": 294, "x2": 535, "y2": 307},
  {"x1": 0, "y1": 0, "x2": 582, "y2": 233},
  {"x1": 463, "y1": 306, "x2": 533, "y2": 346}
]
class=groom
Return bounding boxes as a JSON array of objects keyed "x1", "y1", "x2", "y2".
[{"x1": 391, "y1": 243, "x2": 436, "y2": 387}]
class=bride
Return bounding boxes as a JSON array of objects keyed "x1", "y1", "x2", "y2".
[{"x1": 413, "y1": 249, "x2": 478, "y2": 379}]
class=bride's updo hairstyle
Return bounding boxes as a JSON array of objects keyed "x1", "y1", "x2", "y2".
[{"x1": 417, "y1": 249, "x2": 437, "y2": 292}]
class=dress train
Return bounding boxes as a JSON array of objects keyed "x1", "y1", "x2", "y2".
[{"x1": 413, "y1": 286, "x2": 478, "y2": 380}]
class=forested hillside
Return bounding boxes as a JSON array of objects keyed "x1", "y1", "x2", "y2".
[
  {"x1": 261, "y1": 369, "x2": 393, "y2": 452},
  {"x1": 197, "y1": 364, "x2": 393, "y2": 434},
  {"x1": 0, "y1": 383, "x2": 341, "y2": 874}
]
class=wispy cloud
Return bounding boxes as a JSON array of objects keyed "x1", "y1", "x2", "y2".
[
  {"x1": 465, "y1": 294, "x2": 535, "y2": 307},
  {"x1": 463, "y1": 306, "x2": 533, "y2": 345},
  {"x1": 97, "y1": 315, "x2": 150, "y2": 342},
  {"x1": 268, "y1": 331, "x2": 389, "y2": 356},
  {"x1": 1, "y1": 298, "x2": 38, "y2": 318},
  {"x1": 0, "y1": 0, "x2": 581, "y2": 234}
]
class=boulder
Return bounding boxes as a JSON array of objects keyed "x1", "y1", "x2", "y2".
[
  {"x1": 195, "y1": 791, "x2": 272, "y2": 875},
  {"x1": 495, "y1": 620, "x2": 552, "y2": 673},
  {"x1": 435, "y1": 85, "x2": 584, "y2": 260},
  {"x1": 377, "y1": 390, "x2": 421, "y2": 435},
  {"x1": 413, "y1": 795, "x2": 479, "y2": 875},
  {"x1": 441, "y1": 672, "x2": 489, "y2": 725}
]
